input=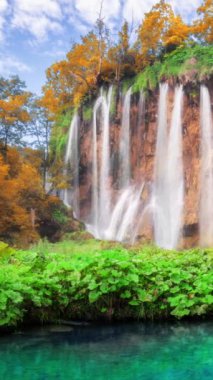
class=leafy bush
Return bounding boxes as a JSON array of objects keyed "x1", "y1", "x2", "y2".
[{"x1": 0, "y1": 241, "x2": 212, "y2": 328}]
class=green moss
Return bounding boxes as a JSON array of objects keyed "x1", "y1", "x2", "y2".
[
  {"x1": 49, "y1": 109, "x2": 76, "y2": 160},
  {"x1": 109, "y1": 86, "x2": 117, "y2": 117},
  {"x1": 83, "y1": 104, "x2": 93, "y2": 121}
]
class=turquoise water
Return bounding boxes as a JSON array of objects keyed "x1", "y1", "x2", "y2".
[{"x1": 0, "y1": 322, "x2": 212, "y2": 380}]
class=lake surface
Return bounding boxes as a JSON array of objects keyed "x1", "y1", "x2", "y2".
[{"x1": 0, "y1": 322, "x2": 212, "y2": 380}]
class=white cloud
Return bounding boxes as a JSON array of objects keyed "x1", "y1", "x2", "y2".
[
  {"x1": 170, "y1": 0, "x2": 202, "y2": 21},
  {"x1": 122, "y1": 0, "x2": 202, "y2": 26},
  {"x1": 75, "y1": 0, "x2": 121, "y2": 25},
  {"x1": 11, "y1": 0, "x2": 64, "y2": 41},
  {"x1": 12, "y1": 13, "x2": 63, "y2": 41},
  {"x1": 64, "y1": 0, "x2": 121, "y2": 33},
  {"x1": 64, "y1": 0, "x2": 202, "y2": 37},
  {"x1": 122, "y1": 0, "x2": 156, "y2": 25},
  {"x1": 0, "y1": 54, "x2": 31, "y2": 76},
  {"x1": 13, "y1": 0, "x2": 62, "y2": 18},
  {"x1": 0, "y1": 0, "x2": 9, "y2": 42},
  {"x1": 0, "y1": 0, "x2": 204, "y2": 45}
]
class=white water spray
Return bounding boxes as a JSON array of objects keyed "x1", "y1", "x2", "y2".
[
  {"x1": 119, "y1": 87, "x2": 132, "y2": 188},
  {"x1": 64, "y1": 113, "x2": 79, "y2": 217},
  {"x1": 154, "y1": 84, "x2": 184, "y2": 249},
  {"x1": 200, "y1": 85, "x2": 213, "y2": 247},
  {"x1": 90, "y1": 87, "x2": 114, "y2": 237},
  {"x1": 99, "y1": 86, "x2": 113, "y2": 229}
]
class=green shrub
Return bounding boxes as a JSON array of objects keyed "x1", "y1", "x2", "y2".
[{"x1": 0, "y1": 241, "x2": 212, "y2": 328}]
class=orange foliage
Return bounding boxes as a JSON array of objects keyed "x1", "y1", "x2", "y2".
[
  {"x1": 42, "y1": 32, "x2": 102, "y2": 118},
  {"x1": 163, "y1": 15, "x2": 190, "y2": 48},
  {"x1": 0, "y1": 146, "x2": 61, "y2": 247},
  {"x1": 137, "y1": 1, "x2": 190, "y2": 66},
  {"x1": 0, "y1": 93, "x2": 30, "y2": 129},
  {"x1": 193, "y1": 0, "x2": 213, "y2": 44},
  {"x1": 0, "y1": 147, "x2": 43, "y2": 245},
  {"x1": 41, "y1": 1, "x2": 212, "y2": 122},
  {"x1": 137, "y1": 1, "x2": 172, "y2": 64}
]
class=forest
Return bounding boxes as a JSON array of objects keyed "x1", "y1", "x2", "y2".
[{"x1": 0, "y1": 0, "x2": 212, "y2": 330}]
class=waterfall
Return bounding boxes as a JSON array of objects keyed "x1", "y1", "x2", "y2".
[
  {"x1": 153, "y1": 83, "x2": 169, "y2": 247},
  {"x1": 63, "y1": 83, "x2": 189, "y2": 248},
  {"x1": 154, "y1": 84, "x2": 184, "y2": 249},
  {"x1": 64, "y1": 113, "x2": 79, "y2": 218},
  {"x1": 119, "y1": 87, "x2": 132, "y2": 188},
  {"x1": 90, "y1": 87, "x2": 113, "y2": 237},
  {"x1": 88, "y1": 85, "x2": 144, "y2": 242},
  {"x1": 104, "y1": 187, "x2": 133, "y2": 240},
  {"x1": 117, "y1": 183, "x2": 144, "y2": 242},
  {"x1": 91, "y1": 95, "x2": 103, "y2": 234},
  {"x1": 99, "y1": 86, "x2": 113, "y2": 229},
  {"x1": 200, "y1": 85, "x2": 213, "y2": 247},
  {"x1": 136, "y1": 91, "x2": 145, "y2": 165},
  {"x1": 138, "y1": 90, "x2": 145, "y2": 128}
]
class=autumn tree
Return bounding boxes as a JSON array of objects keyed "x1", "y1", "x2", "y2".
[
  {"x1": 0, "y1": 76, "x2": 31, "y2": 155},
  {"x1": 136, "y1": 0, "x2": 190, "y2": 67},
  {"x1": 0, "y1": 147, "x2": 42, "y2": 245},
  {"x1": 193, "y1": 0, "x2": 213, "y2": 44},
  {"x1": 42, "y1": 30, "x2": 106, "y2": 120},
  {"x1": 0, "y1": 145, "x2": 69, "y2": 246},
  {"x1": 163, "y1": 14, "x2": 190, "y2": 51},
  {"x1": 28, "y1": 96, "x2": 52, "y2": 189},
  {"x1": 105, "y1": 21, "x2": 136, "y2": 81},
  {"x1": 95, "y1": 1, "x2": 110, "y2": 81}
]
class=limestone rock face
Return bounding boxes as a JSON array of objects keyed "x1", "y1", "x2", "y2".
[{"x1": 77, "y1": 83, "x2": 212, "y2": 247}]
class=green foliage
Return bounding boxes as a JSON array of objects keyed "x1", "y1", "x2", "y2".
[
  {"x1": 0, "y1": 240, "x2": 212, "y2": 328},
  {"x1": 109, "y1": 86, "x2": 117, "y2": 117},
  {"x1": 159, "y1": 45, "x2": 213, "y2": 80},
  {"x1": 132, "y1": 45, "x2": 213, "y2": 93},
  {"x1": 0, "y1": 242, "x2": 15, "y2": 261},
  {"x1": 50, "y1": 109, "x2": 74, "y2": 160},
  {"x1": 82, "y1": 104, "x2": 93, "y2": 121},
  {"x1": 52, "y1": 209, "x2": 68, "y2": 225}
]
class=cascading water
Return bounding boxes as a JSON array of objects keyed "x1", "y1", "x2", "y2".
[
  {"x1": 91, "y1": 95, "x2": 103, "y2": 235},
  {"x1": 63, "y1": 82, "x2": 212, "y2": 249},
  {"x1": 99, "y1": 86, "x2": 113, "y2": 229},
  {"x1": 200, "y1": 85, "x2": 213, "y2": 247},
  {"x1": 104, "y1": 184, "x2": 144, "y2": 242},
  {"x1": 104, "y1": 187, "x2": 133, "y2": 241},
  {"x1": 153, "y1": 84, "x2": 184, "y2": 249},
  {"x1": 88, "y1": 86, "x2": 114, "y2": 238},
  {"x1": 64, "y1": 113, "x2": 79, "y2": 218},
  {"x1": 136, "y1": 91, "x2": 145, "y2": 165},
  {"x1": 116, "y1": 182, "x2": 144, "y2": 243},
  {"x1": 153, "y1": 83, "x2": 169, "y2": 246},
  {"x1": 119, "y1": 87, "x2": 132, "y2": 188},
  {"x1": 88, "y1": 85, "x2": 144, "y2": 242}
]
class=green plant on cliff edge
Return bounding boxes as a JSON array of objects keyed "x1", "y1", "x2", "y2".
[{"x1": 132, "y1": 45, "x2": 213, "y2": 93}]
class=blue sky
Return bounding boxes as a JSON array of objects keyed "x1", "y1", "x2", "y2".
[{"x1": 0, "y1": 0, "x2": 202, "y2": 95}]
